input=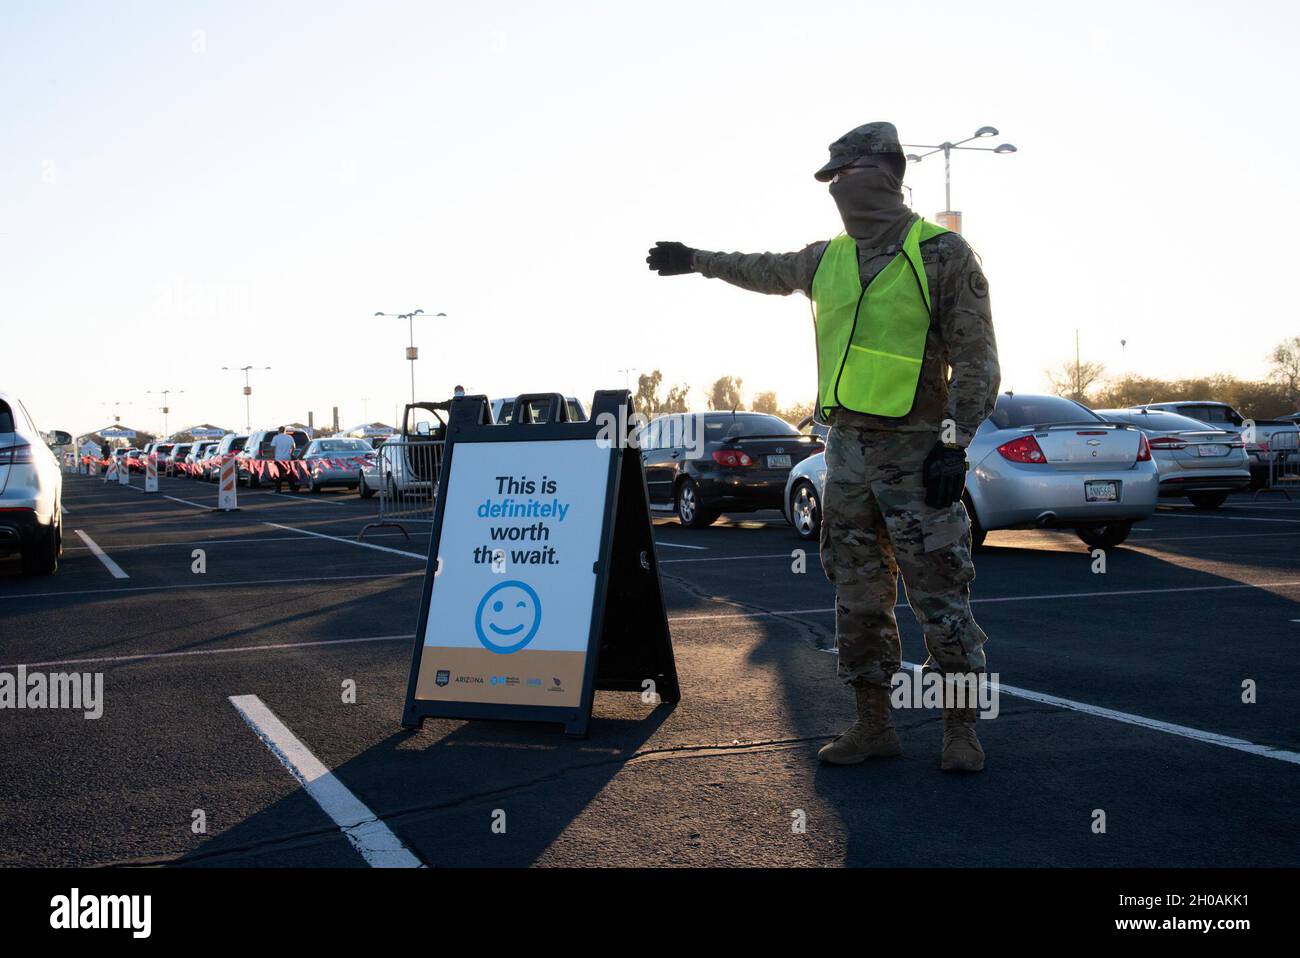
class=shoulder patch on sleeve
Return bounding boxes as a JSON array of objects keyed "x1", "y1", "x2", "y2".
[{"x1": 968, "y1": 272, "x2": 989, "y2": 298}]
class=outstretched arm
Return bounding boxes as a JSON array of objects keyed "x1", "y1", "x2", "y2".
[{"x1": 648, "y1": 240, "x2": 826, "y2": 296}]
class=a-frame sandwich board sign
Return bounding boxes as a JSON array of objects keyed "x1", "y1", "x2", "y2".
[{"x1": 401, "y1": 390, "x2": 679, "y2": 737}]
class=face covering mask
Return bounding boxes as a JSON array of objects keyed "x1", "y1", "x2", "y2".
[{"x1": 828, "y1": 166, "x2": 914, "y2": 248}]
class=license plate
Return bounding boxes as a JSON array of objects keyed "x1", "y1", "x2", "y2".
[
  {"x1": 1085, "y1": 480, "x2": 1118, "y2": 502},
  {"x1": 767, "y1": 454, "x2": 792, "y2": 469},
  {"x1": 1197, "y1": 444, "x2": 1227, "y2": 457}
]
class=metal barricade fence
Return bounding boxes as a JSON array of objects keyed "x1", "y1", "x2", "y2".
[
  {"x1": 1256, "y1": 429, "x2": 1300, "y2": 500},
  {"x1": 360, "y1": 437, "x2": 444, "y2": 540}
]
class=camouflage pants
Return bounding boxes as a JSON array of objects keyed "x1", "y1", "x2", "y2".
[{"x1": 820, "y1": 419, "x2": 987, "y2": 687}]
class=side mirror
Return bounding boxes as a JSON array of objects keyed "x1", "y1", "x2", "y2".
[
  {"x1": 415, "y1": 421, "x2": 431, "y2": 436},
  {"x1": 50, "y1": 430, "x2": 72, "y2": 446}
]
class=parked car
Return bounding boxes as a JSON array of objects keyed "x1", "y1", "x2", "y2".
[
  {"x1": 364, "y1": 403, "x2": 448, "y2": 499},
  {"x1": 150, "y1": 442, "x2": 175, "y2": 474},
  {"x1": 167, "y1": 442, "x2": 192, "y2": 476},
  {"x1": 783, "y1": 393, "x2": 1159, "y2": 550},
  {"x1": 184, "y1": 441, "x2": 216, "y2": 478},
  {"x1": 491, "y1": 395, "x2": 588, "y2": 424},
  {"x1": 638, "y1": 411, "x2": 822, "y2": 528},
  {"x1": 238, "y1": 428, "x2": 311, "y2": 487},
  {"x1": 207, "y1": 433, "x2": 248, "y2": 481},
  {"x1": 1095, "y1": 408, "x2": 1250, "y2": 508},
  {"x1": 0, "y1": 390, "x2": 66, "y2": 575},
  {"x1": 1135, "y1": 401, "x2": 1291, "y2": 485},
  {"x1": 298, "y1": 438, "x2": 375, "y2": 493}
]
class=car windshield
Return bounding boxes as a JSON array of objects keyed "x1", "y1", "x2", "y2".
[
  {"x1": 989, "y1": 395, "x2": 1101, "y2": 429},
  {"x1": 705, "y1": 414, "x2": 798, "y2": 441},
  {"x1": 0, "y1": 402, "x2": 14, "y2": 433},
  {"x1": 313, "y1": 440, "x2": 370, "y2": 453},
  {"x1": 1100, "y1": 410, "x2": 1220, "y2": 432}
]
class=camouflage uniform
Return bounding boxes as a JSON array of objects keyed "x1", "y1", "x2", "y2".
[{"x1": 690, "y1": 140, "x2": 1000, "y2": 688}]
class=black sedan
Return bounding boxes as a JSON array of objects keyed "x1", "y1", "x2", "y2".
[{"x1": 638, "y1": 412, "x2": 823, "y2": 528}]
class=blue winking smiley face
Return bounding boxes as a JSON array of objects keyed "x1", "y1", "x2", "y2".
[{"x1": 475, "y1": 580, "x2": 542, "y2": 654}]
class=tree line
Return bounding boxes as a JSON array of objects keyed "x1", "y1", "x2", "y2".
[
  {"x1": 1046, "y1": 336, "x2": 1300, "y2": 418},
  {"x1": 632, "y1": 371, "x2": 814, "y2": 425}
]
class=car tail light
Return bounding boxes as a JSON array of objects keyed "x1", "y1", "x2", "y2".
[
  {"x1": 808, "y1": 442, "x2": 825, "y2": 453},
  {"x1": 1147, "y1": 436, "x2": 1187, "y2": 451},
  {"x1": 0, "y1": 443, "x2": 34, "y2": 465},
  {"x1": 1258, "y1": 440, "x2": 1270, "y2": 452},
  {"x1": 996, "y1": 435, "x2": 1046, "y2": 463},
  {"x1": 712, "y1": 448, "x2": 754, "y2": 468},
  {"x1": 1136, "y1": 433, "x2": 1152, "y2": 461}
]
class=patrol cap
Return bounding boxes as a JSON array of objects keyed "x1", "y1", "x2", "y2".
[{"x1": 814, "y1": 121, "x2": 905, "y2": 182}]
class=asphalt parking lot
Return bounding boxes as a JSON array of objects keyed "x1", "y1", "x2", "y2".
[{"x1": 2, "y1": 471, "x2": 1298, "y2": 868}]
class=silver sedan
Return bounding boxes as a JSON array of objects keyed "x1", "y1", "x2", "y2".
[
  {"x1": 783, "y1": 392, "x2": 1160, "y2": 550},
  {"x1": 298, "y1": 438, "x2": 375, "y2": 493},
  {"x1": 1094, "y1": 407, "x2": 1250, "y2": 509}
]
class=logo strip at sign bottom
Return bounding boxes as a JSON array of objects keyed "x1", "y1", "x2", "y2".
[{"x1": 401, "y1": 390, "x2": 679, "y2": 737}]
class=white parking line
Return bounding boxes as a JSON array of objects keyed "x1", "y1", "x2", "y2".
[
  {"x1": 61, "y1": 531, "x2": 414, "y2": 554},
  {"x1": 661, "y1": 552, "x2": 792, "y2": 564},
  {"x1": 263, "y1": 521, "x2": 425, "y2": 560},
  {"x1": 0, "y1": 570, "x2": 420, "y2": 601},
  {"x1": 1158, "y1": 511, "x2": 1300, "y2": 524},
  {"x1": 904, "y1": 664, "x2": 1300, "y2": 767},
  {"x1": 3, "y1": 634, "x2": 414, "y2": 670},
  {"x1": 229, "y1": 695, "x2": 422, "y2": 868},
  {"x1": 654, "y1": 540, "x2": 709, "y2": 551},
  {"x1": 669, "y1": 576, "x2": 1300, "y2": 621},
  {"x1": 164, "y1": 495, "x2": 212, "y2": 510},
  {"x1": 73, "y1": 530, "x2": 128, "y2": 579}
]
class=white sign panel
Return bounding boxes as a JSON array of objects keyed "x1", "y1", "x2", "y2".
[{"x1": 414, "y1": 439, "x2": 610, "y2": 709}]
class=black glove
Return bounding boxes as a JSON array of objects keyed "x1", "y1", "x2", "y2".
[
  {"x1": 922, "y1": 442, "x2": 967, "y2": 509},
  {"x1": 646, "y1": 241, "x2": 696, "y2": 276}
]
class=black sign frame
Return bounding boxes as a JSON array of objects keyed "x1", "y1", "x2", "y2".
[{"x1": 400, "y1": 390, "x2": 679, "y2": 737}]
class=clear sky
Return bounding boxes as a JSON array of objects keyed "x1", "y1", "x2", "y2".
[{"x1": 3, "y1": 0, "x2": 1297, "y2": 438}]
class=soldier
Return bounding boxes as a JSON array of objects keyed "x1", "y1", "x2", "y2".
[{"x1": 647, "y1": 122, "x2": 1000, "y2": 772}]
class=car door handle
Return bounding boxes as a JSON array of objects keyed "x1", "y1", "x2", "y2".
[{"x1": 670, "y1": 451, "x2": 679, "y2": 459}]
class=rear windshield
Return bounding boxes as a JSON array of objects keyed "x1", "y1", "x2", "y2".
[
  {"x1": 315, "y1": 439, "x2": 370, "y2": 453},
  {"x1": 1100, "y1": 410, "x2": 1219, "y2": 432},
  {"x1": 230, "y1": 437, "x2": 247, "y2": 452},
  {"x1": 989, "y1": 395, "x2": 1102, "y2": 429},
  {"x1": 0, "y1": 402, "x2": 13, "y2": 433},
  {"x1": 704, "y1": 414, "x2": 798, "y2": 441},
  {"x1": 156, "y1": 444, "x2": 174, "y2": 454}
]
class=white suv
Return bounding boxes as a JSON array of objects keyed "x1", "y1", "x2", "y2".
[{"x1": 0, "y1": 390, "x2": 66, "y2": 575}]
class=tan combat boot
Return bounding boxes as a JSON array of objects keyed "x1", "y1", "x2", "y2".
[
  {"x1": 817, "y1": 682, "x2": 902, "y2": 765},
  {"x1": 941, "y1": 706, "x2": 985, "y2": 772}
]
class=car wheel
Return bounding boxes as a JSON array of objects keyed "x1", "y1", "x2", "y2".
[
  {"x1": 359, "y1": 472, "x2": 375, "y2": 498},
  {"x1": 790, "y1": 479, "x2": 821, "y2": 540},
  {"x1": 1075, "y1": 520, "x2": 1133, "y2": 550},
  {"x1": 21, "y1": 515, "x2": 59, "y2": 576},
  {"x1": 963, "y1": 494, "x2": 988, "y2": 550},
  {"x1": 1188, "y1": 491, "x2": 1229, "y2": 510},
  {"x1": 676, "y1": 478, "x2": 716, "y2": 529}
]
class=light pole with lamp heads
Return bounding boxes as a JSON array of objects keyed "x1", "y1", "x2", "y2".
[
  {"x1": 222, "y1": 365, "x2": 271, "y2": 433},
  {"x1": 146, "y1": 388, "x2": 184, "y2": 437},
  {"x1": 904, "y1": 126, "x2": 1017, "y2": 234},
  {"x1": 374, "y1": 309, "x2": 446, "y2": 406}
]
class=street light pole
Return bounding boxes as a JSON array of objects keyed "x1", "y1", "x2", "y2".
[
  {"x1": 222, "y1": 365, "x2": 271, "y2": 432},
  {"x1": 904, "y1": 126, "x2": 1017, "y2": 233},
  {"x1": 146, "y1": 388, "x2": 184, "y2": 437},
  {"x1": 374, "y1": 309, "x2": 447, "y2": 406}
]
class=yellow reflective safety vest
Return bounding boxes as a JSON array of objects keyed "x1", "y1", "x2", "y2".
[{"x1": 812, "y1": 217, "x2": 947, "y2": 419}]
